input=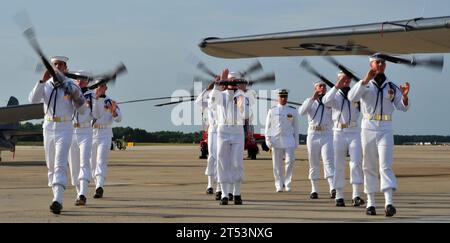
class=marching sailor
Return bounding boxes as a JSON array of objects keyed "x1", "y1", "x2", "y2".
[
  {"x1": 90, "y1": 81, "x2": 122, "y2": 199},
  {"x1": 195, "y1": 81, "x2": 221, "y2": 199},
  {"x1": 28, "y1": 56, "x2": 86, "y2": 214},
  {"x1": 348, "y1": 53, "x2": 410, "y2": 216},
  {"x1": 265, "y1": 88, "x2": 299, "y2": 192},
  {"x1": 208, "y1": 69, "x2": 251, "y2": 205},
  {"x1": 299, "y1": 81, "x2": 336, "y2": 199},
  {"x1": 68, "y1": 70, "x2": 95, "y2": 206},
  {"x1": 322, "y1": 71, "x2": 365, "y2": 207}
]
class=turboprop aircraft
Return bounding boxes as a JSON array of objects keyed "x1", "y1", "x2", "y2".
[
  {"x1": 199, "y1": 16, "x2": 450, "y2": 58},
  {"x1": 0, "y1": 97, "x2": 42, "y2": 162}
]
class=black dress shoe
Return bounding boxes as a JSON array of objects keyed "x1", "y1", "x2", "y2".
[
  {"x1": 93, "y1": 187, "x2": 104, "y2": 199},
  {"x1": 49, "y1": 201, "x2": 63, "y2": 215},
  {"x1": 335, "y1": 198, "x2": 345, "y2": 207},
  {"x1": 310, "y1": 192, "x2": 318, "y2": 199},
  {"x1": 330, "y1": 189, "x2": 336, "y2": 199},
  {"x1": 75, "y1": 195, "x2": 87, "y2": 206},
  {"x1": 228, "y1": 193, "x2": 234, "y2": 201},
  {"x1": 234, "y1": 195, "x2": 243, "y2": 205},
  {"x1": 206, "y1": 188, "x2": 213, "y2": 194},
  {"x1": 366, "y1": 206, "x2": 377, "y2": 216},
  {"x1": 220, "y1": 197, "x2": 228, "y2": 205},
  {"x1": 385, "y1": 204, "x2": 397, "y2": 217},
  {"x1": 352, "y1": 196, "x2": 365, "y2": 207},
  {"x1": 215, "y1": 191, "x2": 222, "y2": 201}
]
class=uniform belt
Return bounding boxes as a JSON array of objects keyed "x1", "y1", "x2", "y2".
[
  {"x1": 309, "y1": 125, "x2": 331, "y2": 131},
  {"x1": 93, "y1": 124, "x2": 111, "y2": 129},
  {"x1": 364, "y1": 114, "x2": 392, "y2": 121},
  {"x1": 74, "y1": 122, "x2": 92, "y2": 128},
  {"x1": 45, "y1": 116, "x2": 72, "y2": 123},
  {"x1": 336, "y1": 121, "x2": 357, "y2": 129}
]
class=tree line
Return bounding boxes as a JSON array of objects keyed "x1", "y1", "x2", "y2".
[{"x1": 16, "y1": 122, "x2": 450, "y2": 145}]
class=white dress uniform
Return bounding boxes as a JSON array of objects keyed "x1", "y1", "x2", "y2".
[
  {"x1": 265, "y1": 94, "x2": 299, "y2": 192},
  {"x1": 68, "y1": 88, "x2": 95, "y2": 200},
  {"x1": 208, "y1": 86, "x2": 250, "y2": 203},
  {"x1": 348, "y1": 74, "x2": 409, "y2": 209},
  {"x1": 322, "y1": 86, "x2": 364, "y2": 202},
  {"x1": 91, "y1": 95, "x2": 122, "y2": 194},
  {"x1": 299, "y1": 94, "x2": 335, "y2": 196},
  {"x1": 29, "y1": 76, "x2": 85, "y2": 207},
  {"x1": 195, "y1": 89, "x2": 219, "y2": 192}
]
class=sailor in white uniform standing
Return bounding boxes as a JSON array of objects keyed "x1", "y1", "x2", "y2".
[
  {"x1": 322, "y1": 71, "x2": 365, "y2": 207},
  {"x1": 68, "y1": 71, "x2": 95, "y2": 206},
  {"x1": 299, "y1": 81, "x2": 336, "y2": 199},
  {"x1": 265, "y1": 89, "x2": 299, "y2": 192},
  {"x1": 90, "y1": 81, "x2": 122, "y2": 199},
  {"x1": 195, "y1": 81, "x2": 221, "y2": 198},
  {"x1": 28, "y1": 56, "x2": 86, "y2": 214},
  {"x1": 208, "y1": 69, "x2": 251, "y2": 205},
  {"x1": 348, "y1": 53, "x2": 410, "y2": 216}
]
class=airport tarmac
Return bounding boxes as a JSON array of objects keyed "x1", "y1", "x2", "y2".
[{"x1": 0, "y1": 145, "x2": 449, "y2": 223}]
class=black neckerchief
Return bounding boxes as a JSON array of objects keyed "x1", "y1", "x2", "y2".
[
  {"x1": 340, "y1": 87, "x2": 351, "y2": 97},
  {"x1": 374, "y1": 73, "x2": 387, "y2": 86},
  {"x1": 338, "y1": 88, "x2": 352, "y2": 124},
  {"x1": 373, "y1": 73, "x2": 387, "y2": 116},
  {"x1": 312, "y1": 95, "x2": 325, "y2": 126},
  {"x1": 99, "y1": 94, "x2": 106, "y2": 98},
  {"x1": 81, "y1": 87, "x2": 88, "y2": 94}
]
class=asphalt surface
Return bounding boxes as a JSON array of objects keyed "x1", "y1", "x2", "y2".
[{"x1": 1, "y1": 145, "x2": 449, "y2": 223}]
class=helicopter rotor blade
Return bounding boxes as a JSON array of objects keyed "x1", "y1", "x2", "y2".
[
  {"x1": 154, "y1": 98, "x2": 195, "y2": 107},
  {"x1": 256, "y1": 96, "x2": 302, "y2": 106},
  {"x1": 118, "y1": 96, "x2": 195, "y2": 105}
]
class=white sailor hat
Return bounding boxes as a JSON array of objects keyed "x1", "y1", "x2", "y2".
[
  {"x1": 369, "y1": 53, "x2": 385, "y2": 62},
  {"x1": 337, "y1": 70, "x2": 346, "y2": 78},
  {"x1": 227, "y1": 71, "x2": 244, "y2": 79},
  {"x1": 276, "y1": 88, "x2": 289, "y2": 96},
  {"x1": 313, "y1": 80, "x2": 326, "y2": 87},
  {"x1": 50, "y1": 56, "x2": 69, "y2": 63},
  {"x1": 73, "y1": 70, "x2": 92, "y2": 81}
]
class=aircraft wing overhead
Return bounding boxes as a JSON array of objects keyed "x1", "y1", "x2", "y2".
[
  {"x1": 199, "y1": 16, "x2": 450, "y2": 58},
  {"x1": 0, "y1": 103, "x2": 44, "y2": 125}
]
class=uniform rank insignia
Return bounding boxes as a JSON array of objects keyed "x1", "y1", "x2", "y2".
[
  {"x1": 64, "y1": 92, "x2": 71, "y2": 100},
  {"x1": 388, "y1": 89, "x2": 395, "y2": 101},
  {"x1": 287, "y1": 113, "x2": 293, "y2": 121}
]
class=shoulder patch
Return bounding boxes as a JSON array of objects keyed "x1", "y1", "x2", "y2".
[{"x1": 288, "y1": 105, "x2": 297, "y2": 109}]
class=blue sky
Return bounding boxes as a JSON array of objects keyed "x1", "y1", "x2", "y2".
[{"x1": 1, "y1": 0, "x2": 449, "y2": 135}]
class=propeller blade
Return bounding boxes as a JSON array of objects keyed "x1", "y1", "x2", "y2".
[
  {"x1": 22, "y1": 27, "x2": 64, "y2": 86},
  {"x1": 300, "y1": 60, "x2": 335, "y2": 88},
  {"x1": 88, "y1": 62, "x2": 128, "y2": 90},
  {"x1": 323, "y1": 55, "x2": 360, "y2": 81},
  {"x1": 118, "y1": 96, "x2": 194, "y2": 105},
  {"x1": 239, "y1": 60, "x2": 263, "y2": 77},
  {"x1": 349, "y1": 41, "x2": 444, "y2": 71},
  {"x1": 196, "y1": 61, "x2": 217, "y2": 78},
  {"x1": 64, "y1": 72, "x2": 92, "y2": 81},
  {"x1": 248, "y1": 72, "x2": 276, "y2": 85},
  {"x1": 154, "y1": 98, "x2": 195, "y2": 107},
  {"x1": 411, "y1": 55, "x2": 444, "y2": 71}
]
